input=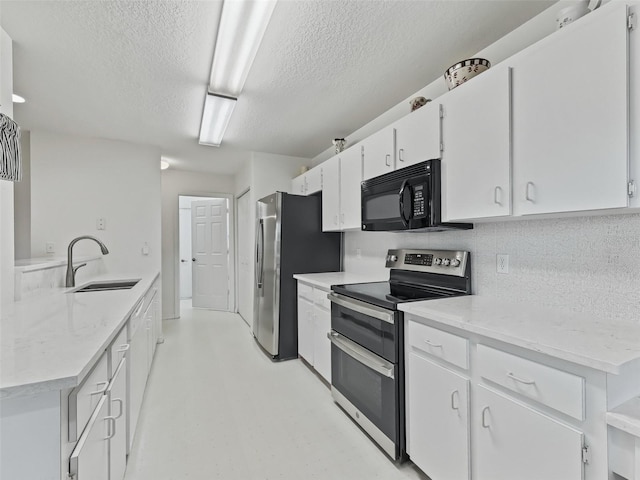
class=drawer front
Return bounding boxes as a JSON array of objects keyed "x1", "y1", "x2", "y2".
[
  {"x1": 407, "y1": 320, "x2": 468, "y2": 370},
  {"x1": 109, "y1": 325, "x2": 129, "y2": 377},
  {"x1": 298, "y1": 282, "x2": 314, "y2": 301},
  {"x1": 477, "y1": 344, "x2": 584, "y2": 420},
  {"x1": 69, "y1": 352, "x2": 109, "y2": 442},
  {"x1": 313, "y1": 287, "x2": 331, "y2": 310}
]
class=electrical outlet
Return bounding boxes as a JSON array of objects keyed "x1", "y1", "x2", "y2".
[
  {"x1": 46, "y1": 242, "x2": 55, "y2": 254},
  {"x1": 97, "y1": 218, "x2": 106, "y2": 230},
  {"x1": 497, "y1": 254, "x2": 509, "y2": 274}
]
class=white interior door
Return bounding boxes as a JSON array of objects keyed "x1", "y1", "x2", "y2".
[
  {"x1": 178, "y1": 208, "x2": 192, "y2": 299},
  {"x1": 191, "y1": 199, "x2": 230, "y2": 310},
  {"x1": 237, "y1": 191, "x2": 252, "y2": 324}
]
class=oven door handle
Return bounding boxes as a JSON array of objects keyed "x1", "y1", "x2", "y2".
[
  {"x1": 328, "y1": 292, "x2": 395, "y2": 325},
  {"x1": 398, "y1": 179, "x2": 411, "y2": 228},
  {"x1": 328, "y1": 331, "x2": 395, "y2": 379}
]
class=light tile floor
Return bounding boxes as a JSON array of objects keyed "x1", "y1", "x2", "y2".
[{"x1": 124, "y1": 303, "x2": 429, "y2": 480}]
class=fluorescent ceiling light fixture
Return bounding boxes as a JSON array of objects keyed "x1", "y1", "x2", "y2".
[
  {"x1": 209, "y1": 0, "x2": 277, "y2": 97},
  {"x1": 160, "y1": 160, "x2": 170, "y2": 170},
  {"x1": 12, "y1": 94, "x2": 25, "y2": 103},
  {"x1": 199, "y1": 93, "x2": 237, "y2": 147}
]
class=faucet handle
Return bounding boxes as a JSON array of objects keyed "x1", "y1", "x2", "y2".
[{"x1": 73, "y1": 263, "x2": 87, "y2": 274}]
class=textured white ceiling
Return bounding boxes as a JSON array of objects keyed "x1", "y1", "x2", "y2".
[{"x1": 1, "y1": 0, "x2": 554, "y2": 175}]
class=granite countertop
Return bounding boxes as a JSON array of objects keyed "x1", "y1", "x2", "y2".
[
  {"x1": 400, "y1": 295, "x2": 640, "y2": 375},
  {"x1": 0, "y1": 271, "x2": 159, "y2": 399},
  {"x1": 293, "y1": 271, "x2": 389, "y2": 290}
]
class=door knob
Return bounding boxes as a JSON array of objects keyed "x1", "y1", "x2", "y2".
[{"x1": 192, "y1": 258, "x2": 196, "y2": 262}]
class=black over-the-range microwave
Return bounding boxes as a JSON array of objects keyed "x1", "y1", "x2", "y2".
[{"x1": 360, "y1": 159, "x2": 473, "y2": 232}]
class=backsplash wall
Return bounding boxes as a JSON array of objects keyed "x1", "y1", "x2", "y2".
[{"x1": 343, "y1": 213, "x2": 640, "y2": 323}]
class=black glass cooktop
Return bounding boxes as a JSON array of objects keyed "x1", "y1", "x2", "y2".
[{"x1": 332, "y1": 281, "x2": 457, "y2": 310}]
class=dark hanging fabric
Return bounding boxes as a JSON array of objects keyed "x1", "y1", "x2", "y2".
[{"x1": 0, "y1": 112, "x2": 22, "y2": 182}]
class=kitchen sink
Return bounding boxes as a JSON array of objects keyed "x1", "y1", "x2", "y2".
[{"x1": 71, "y1": 279, "x2": 140, "y2": 293}]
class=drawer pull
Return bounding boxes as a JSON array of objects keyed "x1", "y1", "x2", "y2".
[
  {"x1": 112, "y1": 398, "x2": 124, "y2": 419},
  {"x1": 481, "y1": 406, "x2": 490, "y2": 428},
  {"x1": 117, "y1": 344, "x2": 130, "y2": 353},
  {"x1": 90, "y1": 381, "x2": 109, "y2": 396},
  {"x1": 507, "y1": 372, "x2": 536, "y2": 385},
  {"x1": 105, "y1": 416, "x2": 116, "y2": 440},
  {"x1": 450, "y1": 390, "x2": 459, "y2": 411},
  {"x1": 424, "y1": 339, "x2": 443, "y2": 348}
]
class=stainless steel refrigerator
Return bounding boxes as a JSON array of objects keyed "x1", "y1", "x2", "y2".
[{"x1": 253, "y1": 192, "x2": 341, "y2": 360}]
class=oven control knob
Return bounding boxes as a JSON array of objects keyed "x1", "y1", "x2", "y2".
[
  {"x1": 390, "y1": 255, "x2": 398, "y2": 262},
  {"x1": 434, "y1": 258, "x2": 443, "y2": 265},
  {"x1": 442, "y1": 258, "x2": 451, "y2": 266},
  {"x1": 451, "y1": 258, "x2": 461, "y2": 267}
]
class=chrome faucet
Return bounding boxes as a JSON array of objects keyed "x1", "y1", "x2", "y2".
[{"x1": 65, "y1": 235, "x2": 109, "y2": 287}]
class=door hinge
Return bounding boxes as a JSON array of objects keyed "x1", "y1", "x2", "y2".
[
  {"x1": 629, "y1": 180, "x2": 636, "y2": 198},
  {"x1": 582, "y1": 445, "x2": 591, "y2": 465},
  {"x1": 629, "y1": 13, "x2": 636, "y2": 30}
]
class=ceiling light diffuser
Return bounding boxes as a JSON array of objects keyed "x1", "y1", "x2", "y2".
[
  {"x1": 12, "y1": 94, "x2": 25, "y2": 104},
  {"x1": 209, "y1": 0, "x2": 277, "y2": 97},
  {"x1": 199, "y1": 93, "x2": 237, "y2": 147}
]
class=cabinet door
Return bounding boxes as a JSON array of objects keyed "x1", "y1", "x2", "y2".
[
  {"x1": 339, "y1": 145, "x2": 362, "y2": 230},
  {"x1": 108, "y1": 358, "x2": 128, "y2": 480},
  {"x1": 442, "y1": 65, "x2": 511, "y2": 221},
  {"x1": 297, "y1": 296, "x2": 314, "y2": 365},
  {"x1": 474, "y1": 386, "x2": 584, "y2": 480},
  {"x1": 291, "y1": 175, "x2": 306, "y2": 195},
  {"x1": 128, "y1": 321, "x2": 148, "y2": 451},
  {"x1": 395, "y1": 101, "x2": 441, "y2": 168},
  {"x1": 69, "y1": 395, "x2": 110, "y2": 480},
  {"x1": 306, "y1": 164, "x2": 323, "y2": 195},
  {"x1": 511, "y1": 3, "x2": 629, "y2": 215},
  {"x1": 313, "y1": 304, "x2": 331, "y2": 383},
  {"x1": 321, "y1": 156, "x2": 341, "y2": 231},
  {"x1": 362, "y1": 127, "x2": 395, "y2": 180},
  {"x1": 408, "y1": 353, "x2": 470, "y2": 480}
]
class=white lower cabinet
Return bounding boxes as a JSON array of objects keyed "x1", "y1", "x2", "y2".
[
  {"x1": 69, "y1": 395, "x2": 110, "y2": 480},
  {"x1": 107, "y1": 358, "x2": 128, "y2": 480},
  {"x1": 474, "y1": 385, "x2": 584, "y2": 480},
  {"x1": 408, "y1": 352, "x2": 470, "y2": 480},
  {"x1": 297, "y1": 281, "x2": 332, "y2": 383}
]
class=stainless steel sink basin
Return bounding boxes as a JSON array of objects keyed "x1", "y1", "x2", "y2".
[{"x1": 71, "y1": 279, "x2": 140, "y2": 293}]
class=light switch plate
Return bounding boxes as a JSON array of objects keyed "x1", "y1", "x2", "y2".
[
  {"x1": 97, "y1": 218, "x2": 106, "y2": 230},
  {"x1": 497, "y1": 254, "x2": 509, "y2": 274}
]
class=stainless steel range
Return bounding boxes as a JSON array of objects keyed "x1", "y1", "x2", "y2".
[{"x1": 328, "y1": 249, "x2": 472, "y2": 460}]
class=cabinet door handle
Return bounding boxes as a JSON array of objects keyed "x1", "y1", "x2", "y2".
[
  {"x1": 104, "y1": 416, "x2": 117, "y2": 440},
  {"x1": 481, "y1": 406, "x2": 490, "y2": 428},
  {"x1": 525, "y1": 181, "x2": 535, "y2": 202},
  {"x1": 334, "y1": 214, "x2": 338, "y2": 226},
  {"x1": 494, "y1": 186, "x2": 502, "y2": 206},
  {"x1": 507, "y1": 371, "x2": 536, "y2": 385},
  {"x1": 112, "y1": 398, "x2": 124, "y2": 419},
  {"x1": 424, "y1": 339, "x2": 443, "y2": 348},
  {"x1": 450, "y1": 390, "x2": 459, "y2": 411},
  {"x1": 90, "y1": 381, "x2": 109, "y2": 396},
  {"x1": 398, "y1": 148, "x2": 405, "y2": 162},
  {"x1": 341, "y1": 213, "x2": 345, "y2": 224},
  {"x1": 385, "y1": 154, "x2": 391, "y2": 167},
  {"x1": 117, "y1": 343, "x2": 130, "y2": 353}
]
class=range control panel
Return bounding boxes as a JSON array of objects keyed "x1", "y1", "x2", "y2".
[{"x1": 385, "y1": 249, "x2": 469, "y2": 276}]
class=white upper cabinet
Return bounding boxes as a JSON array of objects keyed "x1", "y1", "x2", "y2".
[
  {"x1": 362, "y1": 127, "x2": 395, "y2": 181},
  {"x1": 291, "y1": 174, "x2": 305, "y2": 195},
  {"x1": 442, "y1": 64, "x2": 512, "y2": 221},
  {"x1": 511, "y1": 2, "x2": 630, "y2": 215},
  {"x1": 321, "y1": 155, "x2": 341, "y2": 231},
  {"x1": 291, "y1": 164, "x2": 322, "y2": 196},
  {"x1": 339, "y1": 145, "x2": 363, "y2": 230},
  {"x1": 394, "y1": 101, "x2": 442, "y2": 168}
]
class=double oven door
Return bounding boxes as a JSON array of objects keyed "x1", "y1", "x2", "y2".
[{"x1": 328, "y1": 292, "x2": 404, "y2": 460}]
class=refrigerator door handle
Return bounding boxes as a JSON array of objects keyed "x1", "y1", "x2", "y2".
[{"x1": 257, "y1": 218, "x2": 265, "y2": 290}]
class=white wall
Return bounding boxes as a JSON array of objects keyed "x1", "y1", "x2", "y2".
[
  {"x1": 13, "y1": 130, "x2": 30, "y2": 259},
  {"x1": 0, "y1": 28, "x2": 14, "y2": 314},
  {"x1": 29, "y1": 131, "x2": 161, "y2": 275},
  {"x1": 161, "y1": 169, "x2": 235, "y2": 319},
  {"x1": 343, "y1": 212, "x2": 640, "y2": 323}
]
